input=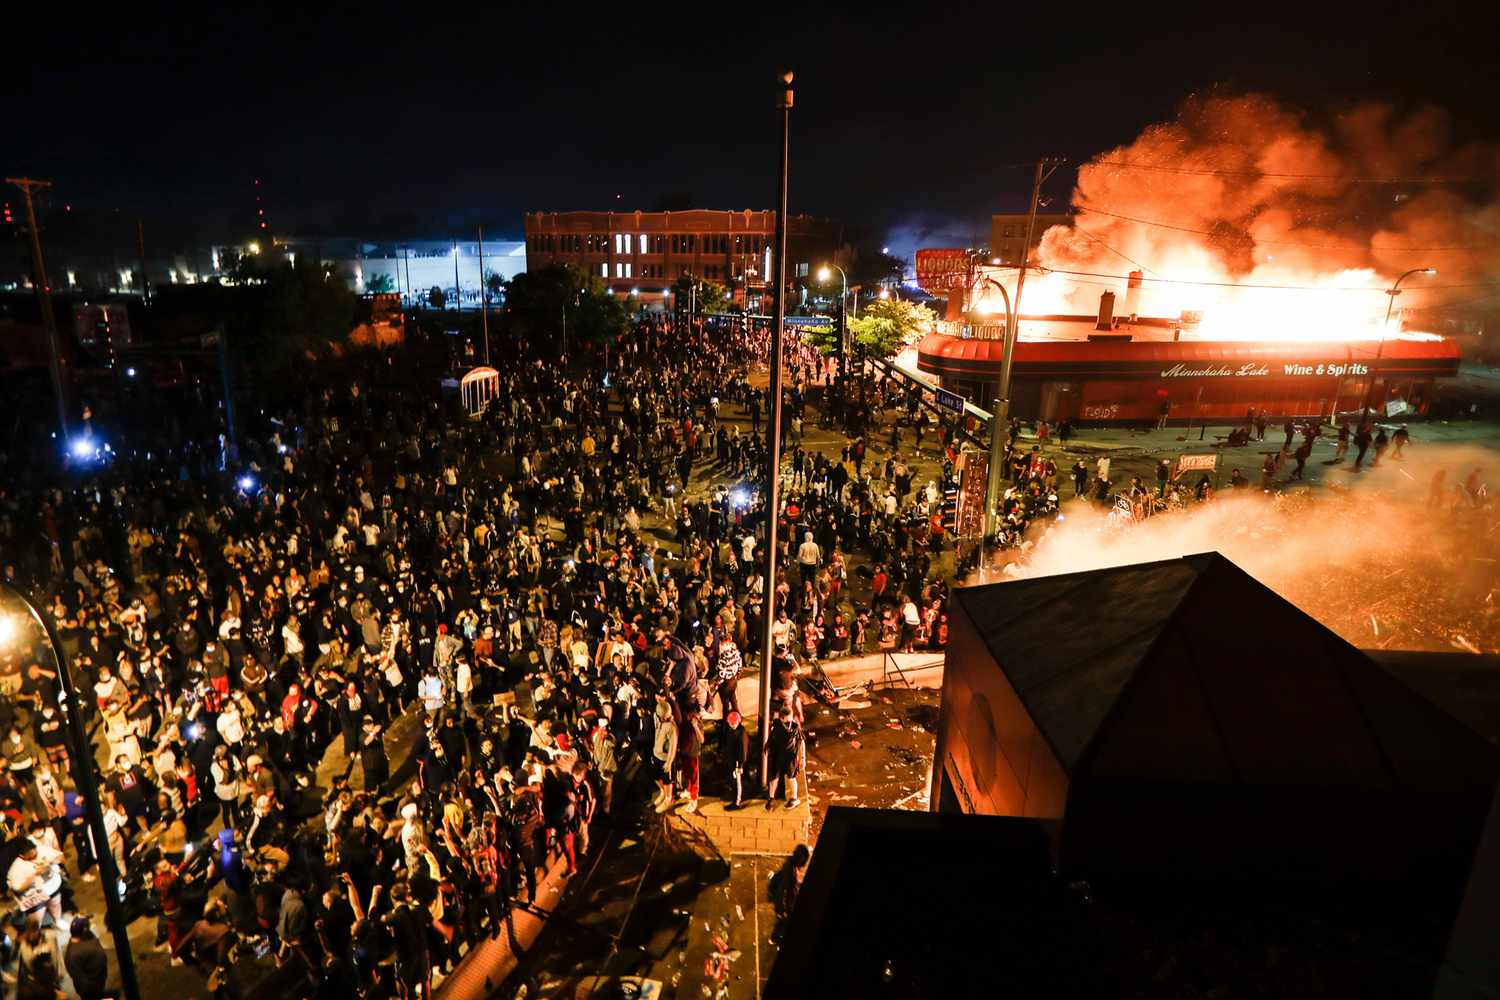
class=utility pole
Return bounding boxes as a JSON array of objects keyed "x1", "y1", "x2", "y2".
[
  {"x1": 7, "y1": 177, "x2": 69, "y2": 440},
  {"x1": 759, "y1": 70, "x2": 793, "y2": 786},
  {"x1": 215, "y1": 324, "x2": 237, "y2": 460},
  {"x1": 452, "y1": 241, "x2": 461, "y2": 312},
  {"x1": 136, "y1": 219, "x2": 151, "y2": 304},
  {"x1": 982, "y1": 157, "x2": 1062, "y2": 555},
  {"x1": 477, "y1": 225, "x2": 491, "y2": 364}
]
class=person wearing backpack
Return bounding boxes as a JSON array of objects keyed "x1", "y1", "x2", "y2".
[{"x1": 765, "y1": 705, "x2": 803, "y2": 808}]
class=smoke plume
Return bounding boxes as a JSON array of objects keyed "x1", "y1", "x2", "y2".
[
  {"x1": 1031, "y1": 94, "x2": 1500, "y2": 323},
  {"x1": 1001, "y1": 444, "x2": 1500, "y2": 653}
]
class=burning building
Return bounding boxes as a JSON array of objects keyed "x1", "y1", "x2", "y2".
[{"x1": 915, "y1": 94, "x2": 1495, "y2": 423}]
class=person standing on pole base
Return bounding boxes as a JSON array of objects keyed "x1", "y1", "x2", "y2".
[{"x1": 765, "y1": 704, "x2": 803, "y2": 809}]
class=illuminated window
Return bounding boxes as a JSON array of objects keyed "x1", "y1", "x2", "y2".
[
  {"x1": 638, "y1": 234, "x2": 646, "y2": 254},
  {"x1": 624, "y1": 263, "x2": 632, "y2": 278},
  {"x1": 601, "y1": 263, "x2": 608, "y2": 277}
]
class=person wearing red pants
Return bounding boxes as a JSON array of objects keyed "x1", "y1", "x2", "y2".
[{"x1": 678, "y1": 711, "x2": 704, "y2": 814}]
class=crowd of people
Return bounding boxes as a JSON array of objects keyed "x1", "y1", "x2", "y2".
[{"x1": 0, "y1": 316, "x2": 954, "y2": 998}]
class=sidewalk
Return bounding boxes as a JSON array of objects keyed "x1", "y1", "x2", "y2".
[{"x1": 716, "y1": 650, "x2": 945, "y2": 724}]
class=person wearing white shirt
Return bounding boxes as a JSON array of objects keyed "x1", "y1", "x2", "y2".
[
  {"x1": 455, "y1": 660, "x2": 474, "y2": 719},
  {"x1": 418, "y1": 671, "x2": 445, "y2": 714},
  {"x1": 216, "y1": 702, "x2": 246, "y2": 746}
]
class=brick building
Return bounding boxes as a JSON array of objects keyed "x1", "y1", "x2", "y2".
[
  {"x1": 990, "y1": 212, "x2": 1074, "y2": 266},
  {"x1": 523, "y1": 209, "x2": 842, "y2": 311}
]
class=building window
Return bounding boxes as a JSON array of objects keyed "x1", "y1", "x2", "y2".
[
  {"x1": 601, "y1": 263, "x2": 608, "y2": 277},
  {"x1": 796, "y1": 262, "x2": 809, "y2": 277}
]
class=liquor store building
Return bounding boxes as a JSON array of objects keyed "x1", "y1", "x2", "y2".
[{"x1": 915, "y1": 325, "x2": 1461, "y2": 424}]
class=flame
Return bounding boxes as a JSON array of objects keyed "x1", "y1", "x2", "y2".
[{"x1": 965, "y1": 94, "x2": 1500, "y2": 344}]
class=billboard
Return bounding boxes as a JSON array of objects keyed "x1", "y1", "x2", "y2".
[{"x1": 916, "y1": 249, "x2": 969, "y2": 292}]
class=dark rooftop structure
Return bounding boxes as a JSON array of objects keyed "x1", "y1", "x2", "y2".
[{"x1": 766, "y1": 806, "x2": 1482, "y2": 999}]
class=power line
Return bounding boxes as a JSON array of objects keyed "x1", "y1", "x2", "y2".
[
  {"x1": 1089, "y1": 159, "x2": 1485, "y2": 185},
  {"x1": 1070, "y1": 225, "x2": 1159, "y2": 276},
  {"x1": 1076, "y1": 206, "x2": 1500, "y2": 252},
  {"x1": 1034, "y1": 264, "x2": 1500, "y2": 293}
]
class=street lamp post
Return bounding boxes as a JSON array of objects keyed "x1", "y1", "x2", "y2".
[
  {"x1": 451, "y1": 242, "x2": 461, "y2": 312},
  {"x1": 0, "y1": 586, "x2": 141, "y2": 1000},
  {"x1": 758, "y1": 70, "x2": 793, "y2": 787},
  {"x1": 817, "y1": 264, "x2": 848, "y2": 386},
  {"x1": 979, "y1": 277, "x2": 1016, "y2": 547},
  {"x1": 1360, "y1": 267, "x2": 1436, "y2": 424}
]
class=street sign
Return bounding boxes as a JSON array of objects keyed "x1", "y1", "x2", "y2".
[{"x1": 935, "y1": 387, "x2": 967, "y2": 414}]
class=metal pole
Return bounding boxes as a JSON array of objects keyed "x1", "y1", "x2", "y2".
[
  {"x1": 982, "y1": 159, "x2": 1056, "y2": 546},
  {"x1": 136, "y1": 219, "x2": 151, "y2": 305},
  {"x1": 759, "y1": 70, "x2": 793, "y2": 785},
  {"x1": 8, "y1": 178, "x2": 69, "y2": 440},
  {"x1": 477, "y1": 225, "x2": 491, "y2": 363},
  {"x1": 216, "y1": 324, "x2": 236, "y2": 460},
  {"x1": 4, "y1": 586, "x2": 142, "y2": 1000},
  {"x1": 1360, "y1": 267, "x2": 1434, "y2": 425},
  {"x1": 982, "y1": 280, "x2": 1014, "y2": 543}
]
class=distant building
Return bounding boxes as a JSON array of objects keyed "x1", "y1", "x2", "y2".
[
  {"x1": 990, "y1": 212, "x2": 1074, "y2": 266},
  {"x1": 263, "y1": 238, "x2": 528, "y2": 310},
  {"x1": 523, "y1": 210, "x2": 843, "y2": 311}
]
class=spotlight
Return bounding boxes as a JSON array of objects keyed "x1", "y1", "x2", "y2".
[{"x1": 238, "y1": 475, "x2": 256, "y2": 491}]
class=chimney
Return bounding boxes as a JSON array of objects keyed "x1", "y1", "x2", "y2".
[
  {"x1": 1124, "y1": 270, "x2": 1143, "y2": 320},
  {"x1": 1096, "y1": 290, "x2": 1116, "y2": 330}
]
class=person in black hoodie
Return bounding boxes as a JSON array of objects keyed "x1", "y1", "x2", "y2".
[{"x1": 358, "y1": 717, "x2": 388, "y2": 793}]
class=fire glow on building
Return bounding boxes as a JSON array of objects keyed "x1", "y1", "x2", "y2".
[{"x1": 913, "y1": 94, "x2": 1495, "y2": 423}]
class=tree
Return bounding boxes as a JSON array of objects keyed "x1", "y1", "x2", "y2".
[
  {"x1": 427, "y1": 286, "x2": 446, "y2": 309},
  {"x1": 485, "y1": 271, "x2": 507, "y2": 303},
  {"x1": 221, "y1": 253, "x2": 359, "y2": 372},
  {"x1": 506, "y1": 264, "x2": 629, "y2": 357},
  {"x1": 671, "y1": 274, "x2": 731, "y2": 314},
  {"x1": 848, "y1": 297, "x2": 934, "y2": 362},
  {"x1": 365, "y1": 273, "x2": 396, "y2": 294},
  {"x1": 802, "y1": 323, "x2": 838, "y2": 356}
]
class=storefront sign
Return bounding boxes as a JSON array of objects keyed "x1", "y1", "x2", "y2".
[
  {"x1": 1283, "y1": 362, "x2": 1369, "y2": 377},
  {"x1": 1161, "y1": 362, "x2": 1270, "y2": 378},
  {"x1": 1161, "y1": 360, "x2": 1371, "y2": 379}
]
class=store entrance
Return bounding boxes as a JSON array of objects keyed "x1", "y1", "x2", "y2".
[{"x1": 1039, "y1": 381, "x2": 1079, "y2": 423}]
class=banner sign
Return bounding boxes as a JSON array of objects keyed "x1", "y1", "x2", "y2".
[
  {"x1": 1175, "y1": 453, "x2": 1219, "y2": 476},
  {"x1": 916, "y1": 249, "x2": 970, "y2": 292}
]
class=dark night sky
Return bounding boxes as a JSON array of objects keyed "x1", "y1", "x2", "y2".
[{"x1": 9, "y1": 2, "x2": 1500, "y2": 252}]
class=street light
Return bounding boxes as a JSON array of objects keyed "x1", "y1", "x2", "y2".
[
  {"x1": 1360, "y1": 267, "x2": 1436, "y2": 424},
  {"x1": 975, "y1": 275, "x2": 1017, "y2": 551},
  {"x1": 758, "y1": 68, "x2": 794, "y2": 790},
  {"x1": 817, "y1": 264, "x2": 849, "y2": 385},
  {"x1": 0, "y1": 586, "x2": 141, "y2": 1000}
]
